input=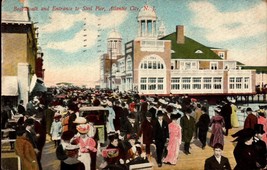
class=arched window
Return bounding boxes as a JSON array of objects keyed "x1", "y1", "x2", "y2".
[
  {"x1": 138, "y1": 55, "x2": 166, "y2": 94},
  {"x1": 139, "y1": 55, "x2": 165, "y2": 70}
]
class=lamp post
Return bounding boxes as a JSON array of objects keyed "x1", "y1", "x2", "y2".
[{"x1": 110, "y1": 48, "x2": 112, "y2": 90}]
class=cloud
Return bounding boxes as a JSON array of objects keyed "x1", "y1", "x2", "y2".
[
  {"x1": 45, "y1": 28, "x2": 98, "y2": 53},
  {"x1": 40, "y1": 10, "x2": 128, "y2": 53},
  {"x1": 228, "y1": 44, "x2": 267, "y2": 66},
  {"x1": 188, "y1": 1, "x2": 267, "y2": 42},
  {"x1": 44, "y1": 59, "x2": 100, "y2": 87}
]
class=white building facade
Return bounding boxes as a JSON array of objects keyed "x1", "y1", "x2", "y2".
[{"x1": 99, "y1": 4, "x2": 256, "y2": 96}]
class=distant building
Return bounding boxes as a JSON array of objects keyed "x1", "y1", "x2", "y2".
[
  {"x1": 100, "y1": 4, "x2": 256, "y2": 96},
  {"x1": 1, "y1": 6, "x2": 45, "y2": 106}
]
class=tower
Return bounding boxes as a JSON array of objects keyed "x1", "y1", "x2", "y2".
[
  {"x1": 107, "y1": 29, "x2": 122, "y2": 59},
  {"x1": 137, "y1": 5, "x2": 157, "y2": 39}
]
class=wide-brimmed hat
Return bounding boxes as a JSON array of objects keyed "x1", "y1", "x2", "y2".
[
  {"x1": 254, "y1": 124, "x2": 265, "y2": 134},
  {"x1": 73, "y1": 117, "x2": 87, "y2": 124},
  {"x1": 100, "y1": 100, "x2": 108, "y2": 106},
  {"x1": 108, "y1": 132, "x2": 119, "y2": 141},
  {"x1": 257, "y1": 109, "x2": 266, "y2": 117},
  {"x1": 54, "y1": 112, "x2": 62, "y2": 119},
  {"x1": 232, "y1": 128, "x2": 255, "y2": 142},
  {"x1": 230, "y1": 99, "x2": 236, "y2": 103},
  {"x1": 65, "y1": 144, "x2": 80, "y2": 150},
  {"x1": 76, "y1": 124, "x2": 90, "y2": 134},
  {"x1": 170, "y1": 113, "x2": 181, "y2": 120},
  {"x1": 158, "y1": 99, "x2": 168, "y2": 105}
]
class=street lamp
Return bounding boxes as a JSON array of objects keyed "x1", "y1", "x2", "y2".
[{"x1": 110, "y1": 48, "x2": 112, "y2": 90}]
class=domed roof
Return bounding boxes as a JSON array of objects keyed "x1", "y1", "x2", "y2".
[
  {"x1": 138, "y1": 5, "x2": 157, "y2": 20},
  {"x1": 108, "y1": 30, "x2": 122, "y2": 39}
]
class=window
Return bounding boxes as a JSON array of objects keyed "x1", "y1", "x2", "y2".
[
  {"x1": 210, "y1": 62, "x2": 218, "y2": 70},
  {"x1": 244, "y1": 77, "x2": 249, "y2": 89},
  {"x1": 236, "y1": 77, "x2": 242, "y2": 89},
  {"x1": 148, "y1": 78, "x2": 156, "y2": 90},
  {"x1": 144, "y1": 62, "x2": 147, "y2": 69},
  {"x1": 203, "y1": 78, "x2": 212, "y2": 89},
  {"x1": 229, "y1": 77, "x2": 235, "y2": 89},
  {"x1": 171, "y1": 78, "x2": 180, "y2": 90},
  {"x1": 139, "y1": 55, "x2": 165, "y2": 70},
  {"x1": 140, "y1": 78, "x2": 147, "y2": 90},
  {"x1": 148, "y1": 78, "x2": 156, "y2": 83},
  {"x1": 213, "y1": 77, "x2": 222, "y2": 89},
  {"x1": 126, "y1": 55, "x2": 132, "y2": 71},
  {"x1": 218, "y1": 52, "x2": 225, "y2": 59},
  {"x1": 158, "y1": 78, "x2": 164, "y2": 90},
  {"x1": 148, "y1": 61, "x2": 152, "y2": 69},
  {"x1": 139, "y1": 55, "x2": 165, "y2": 92},
  {"x1": 185, "y1": 62, "x2": 191, "y2": 70},
  {"x1": 140, "y1": 77, "x2": 164, "y2": 91},
  {"x1": 229, "y1": 77, "x2": 243, "y2": 89},
  {"x1": 182, "y1": 77, "x2": 191, "y2": 89},
  {"x1": 119, "y1": 61, "x2": 125, "y2": 73},
  {"x1": 191, "y1": 62, "x2": 197, "y2": 69},
  {"x1": 193, "y1": 77, "x2": 201, "y2": 89}
]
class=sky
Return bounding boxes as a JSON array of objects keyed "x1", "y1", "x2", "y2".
[{"x1": 2, "y1": 0, "x2": 267, "y2": 87}]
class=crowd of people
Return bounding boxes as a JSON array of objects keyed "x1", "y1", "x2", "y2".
[{"x1": 1, "y1": 86, "x2": 267, "y2": 170}]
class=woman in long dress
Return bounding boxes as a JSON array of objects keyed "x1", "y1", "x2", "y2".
[
  {"x1": 257, "y1": 110, "x2": 267, "y2": 145},
  {"x1": 163, "y1": 113, "x2": 182, "y2": 165},
  {"x1": 209, "y1": 108, "x2": 225, "y2": 147},
  {"x1": 72, "y1": 120, "x2": 97, "y2": 170},
  {"x1": 230, "y1": 100, "x2": 239, "y2": 128}
]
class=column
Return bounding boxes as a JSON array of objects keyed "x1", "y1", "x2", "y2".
[{"x1": 17, "y1": 63, "x2": 29, "y2": 103}]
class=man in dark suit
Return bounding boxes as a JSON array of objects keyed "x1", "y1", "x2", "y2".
[
  {"x1": 180, "y1": 108, "x2": 195, "y2": 155},
  {"x1": 253, "y1": 124, "x2": 267, "y2": 169},
  {"x1": 138, "y1": 111, "x2": 154, "y2": 157},
  {"x1": 17, "y1": 100, "x2": 26, "y2": 115},
  {"x1": 113, "y1": 100, "x2": 123, "y2": 131},
  {"x1": 220, "y1": 99, "x2": 232, "y2": 136},
  {"x1": 122, "y1": 113, "x2": 139, "y2": 139},
  {"x1": 153, "y1": 110, "x2": 169, "y2": 167},
  {"x1": 25, "y1": 118, "x2": 42, "y2": 169},
  {"x1": 67, "y1": 103, "x2": 78, "y2": 134},
  {"x1": 204, "y1": 143, "x2": 231, "y2": 170}
]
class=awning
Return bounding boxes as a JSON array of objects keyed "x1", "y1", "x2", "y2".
[
  {"x1": 1, "y1": 76, "x2": 19, "y2": 96},
  {"x1": 32, "y1": 79, "x2": 47, "y2": 93},
  {"x1": 30, "y1": 74, "x2": 47, "y2": 93}
]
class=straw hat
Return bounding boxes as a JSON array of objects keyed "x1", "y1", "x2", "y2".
[
  {"x1": 76, "y1": 124, "x2": 90, "y2": 134},
  {"x1": 73, "y1": 117, "x2": 87, "y2": 124}
]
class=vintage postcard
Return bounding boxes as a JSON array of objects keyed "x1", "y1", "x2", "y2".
[{"x1": 1, "y1": 0, "x2": 267, "y2": 169}]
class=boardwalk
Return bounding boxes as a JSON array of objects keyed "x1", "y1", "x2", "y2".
[{"x1": 39, "y1": 127, "x2": 240, "y2": 170}]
